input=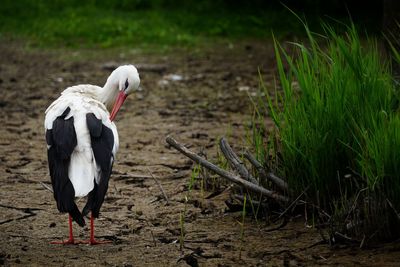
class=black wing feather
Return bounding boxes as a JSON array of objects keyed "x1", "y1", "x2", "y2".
[
  {"x1": 46, "y1": 107, "x2": 85, "y2": 227},
  {"x1": 82, "y1": 113, "x2": 114, "y2": 218},
  {"x1": 86, "y1": 113, "x2": 102, "y2": 137}
]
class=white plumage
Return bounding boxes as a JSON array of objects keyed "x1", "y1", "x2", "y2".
[{"x1": 45, "y1": 85, "x2": 119, "y2": 197}]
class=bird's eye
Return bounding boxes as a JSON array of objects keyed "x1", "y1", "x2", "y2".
[{"x1": 124, "y1": 79, "x2": 129, "y2": 90}]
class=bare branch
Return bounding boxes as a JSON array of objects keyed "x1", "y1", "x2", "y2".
[
  {"x1": 219, "y1": 138, "x2": 259, "y2": 185},
  {"x1": 244, "y1": 151, "x2": 288, "y2": 191},
  {"x1": 267, "y1": 173, "x2": 288, "y2": 191},
  {"x1": 166, "y1": 136, "x2": 289, "y2": 202}
]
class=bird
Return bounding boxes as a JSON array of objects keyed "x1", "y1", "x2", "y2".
[{"x1": 44, "y1": 65, "x2": 140, "y2": 245}]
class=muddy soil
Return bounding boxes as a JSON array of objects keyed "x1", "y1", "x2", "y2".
[{"x1": 0, "y1": 40, "x2": 399, "y2": 266}]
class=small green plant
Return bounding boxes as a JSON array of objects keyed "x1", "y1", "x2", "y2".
[
  {"x1": 179, "y1": 164, "x2": 200, "y2": 251},
  {"x1": 247, "y1": 84, "x2": 282, "y2": 176},
  {"x1": 238, "y1": 194, "x2": 247, "y2": 260},
  {"x1": 189, "y1": 164, "x2": 200, "y2": 192},
  {"x1": 179, "y1": 209, "x2": 185, "y2": 251}
]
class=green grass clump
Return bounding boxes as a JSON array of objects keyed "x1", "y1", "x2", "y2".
[{"x1": 256, "y1": 23, "x2": 400, "y2": 240}]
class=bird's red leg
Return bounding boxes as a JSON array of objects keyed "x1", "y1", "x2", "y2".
[
  {"x1": 50, "y1": 215, "x2": 75, "y2": 245},
  {"x1": 86, "y1": 212, "x2": 111, "y2": 245}
]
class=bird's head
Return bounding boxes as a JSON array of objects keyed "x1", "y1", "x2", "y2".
[{"x1": 107, "y1": 65, "x2": 140, "y2": 121}]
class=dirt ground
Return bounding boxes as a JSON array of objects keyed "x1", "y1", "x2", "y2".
[{"x1": 1, "y1": 40, "x2": 400, "y2": 266}]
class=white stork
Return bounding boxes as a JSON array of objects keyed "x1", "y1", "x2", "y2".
[{"x1": 44, "y1": 65, "x2": 140, "y2": 245}]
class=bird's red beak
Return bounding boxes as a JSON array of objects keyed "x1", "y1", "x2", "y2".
[{"x1": 110, "y1": 91, "x2": 128, "y2": 121}]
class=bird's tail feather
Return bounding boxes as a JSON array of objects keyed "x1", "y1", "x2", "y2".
[
  {"x1": 69, "y1": 204, "x2": 85, "y2": 227},
  {"x1": 82, "y1": 188, "x2": 94, "y2": 217}
]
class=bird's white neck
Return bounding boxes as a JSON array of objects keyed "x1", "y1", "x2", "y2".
[{"x1": 98, "y1": 78, "x2": 119, "y2": 111}]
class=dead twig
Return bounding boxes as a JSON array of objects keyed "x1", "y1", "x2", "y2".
[
  {"x1": 0, "y1": 204, "x2": 41, "y2": 212},
  {"x1": 144, "y1": 220, "x2": 157, "y2": 247},
  {"x1": 386, "y1": 198, "x2": 400, "y2": 222},
  {"x1": 0, "y1": 213, "x2": 36, "y2": 225},
  {"x1": 267, "y1": 173, "x2": 288, "y2": 191},
  {"x1": 126, "y1": 173, "x2": 153, "y2": 179},
  {"x1": 276, "y1": 185, "x2": 310, "y2": 222},
  {"x1": 166, "y1": 136, "x2": 289, "y2": 202},
  {"x1": 359, "y1": 235, "x2": 366, "y2": 249},
  {"x1": 39, "y1": 181, "x2": 54, "y2": 193},
  {"x1": 265, "y1": 217, "x2": 288, "y2": 232},
  {"x1": 298, "y1": 200, "x2": 331, "y2": 220},
  {"x1": 345, "y1": 187, "x2": 368, "y2": 223},
  {"x1": 233, "y1": 194, "x2": 267, "y2": 208},
  {"x1": 307, "y1": 239, "x2": 327, "y2": 249},
  {"x1": 147, "y1": 168, "x2": 169, "y2": 205},
  {"x1": 244, "y1": 151, "x2": 288, "y2": 191},
  {"x1": 0, "y1": 204, "x2": 41, "y2": 225},
  {"x1": 219, "y1": 138, "x2": 259, "y2": 185},
  {"x1": 333, "y1": 231, "x2": 359, "y2": 244}
]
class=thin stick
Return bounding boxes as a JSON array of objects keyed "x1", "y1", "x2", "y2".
[
  {"x1": 39, "y1": 182, "x2": 54, "y2": 193},
  {"x1": 0, "y1": 214, "x2": 36, "y2": 225},
  {"x1": 334, "y1": 231, "x2": 359, "y2": 244},
  {"x1": 345, "y1": 187, "x2": 368, "y2": 223},
  {"x1": 265, "y1": 218, "x2": 288, "y2": 232},
  {"x1": 233, "y1": 194, "x2": 266, "y2": 207},
  {"x1": 219, "y1": 138, "x2": 259, "y2": 185},
  {"x1": 276, "y1": 185, "x2": 309, "y2": 221},
  {"x1": 386, "y1": 198, "x2": 400, "y2": 221},
  {"x1": 244, "y1": 151, "x2": 288, "y2": 191},
  {"x1": 297, "y1": 200, "x2": 331, "y2": 219},
  {"x1": 147, "y1": 168, "x2": 169, "y2": 204},
  {"x1": 166, "y1": 136, "x2": 289, "y2": 202},
  {"x1": 126, "y1": 173, "x2": 153, "y2": 179}
]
